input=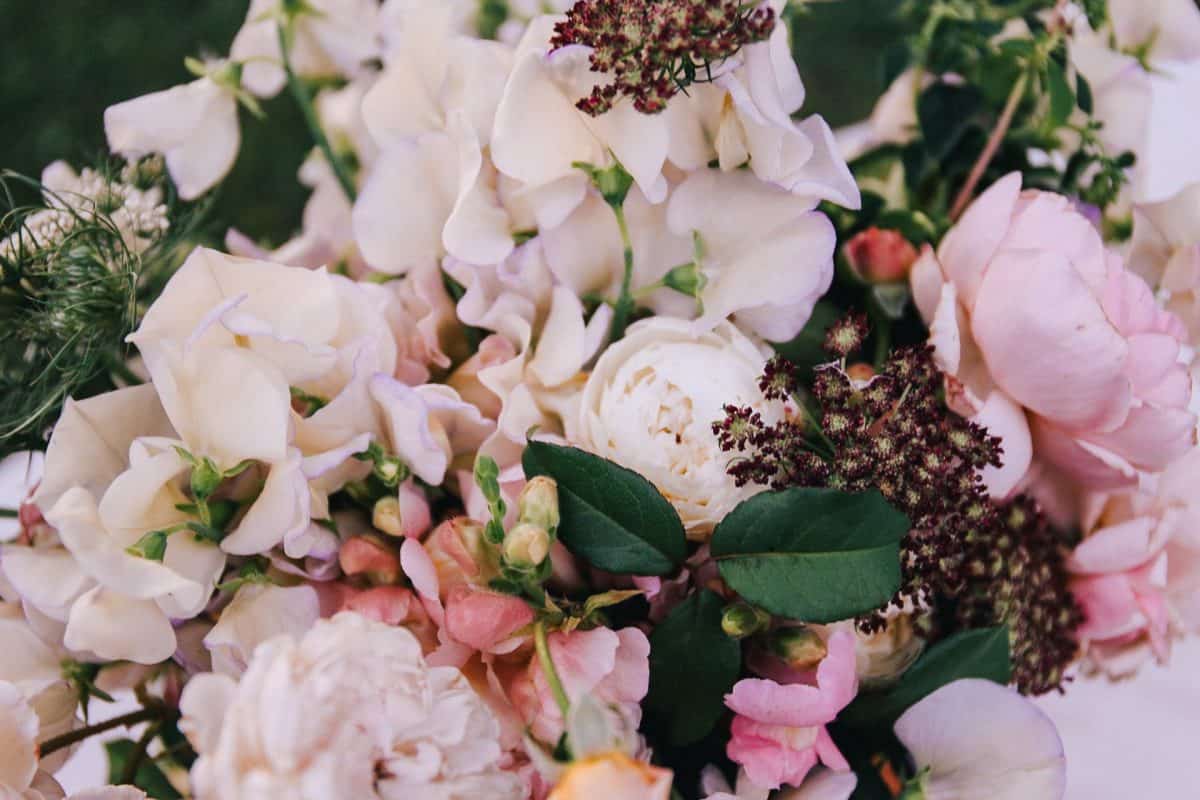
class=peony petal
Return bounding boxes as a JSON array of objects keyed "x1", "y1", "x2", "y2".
[
  {"x1": 971, "y1": 390, "x2": 1033, "y2": 499},
  {"x1": 936, "y1": 172, "x2": 1022, "y2": 308}
]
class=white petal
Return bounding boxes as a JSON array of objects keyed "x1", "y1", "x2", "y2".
[
  {"x1": 0, "y1": 547, "x2": 93, "y2": 621},
  {"x1": 65, "y1": 587, "x2": 177, "y2": 664},
  {"x1": 204, "y1": 583, "x2": 320, "y2": 676},
  {"x1": 894, "y1": 679, "x2": 1066, "y2": 800},
  {"x1": 0, "y1": 681, "x2": 38, "y2": 790},
  {"x1": 221, "y1": 453, "x2": 311, "y2": 556}
]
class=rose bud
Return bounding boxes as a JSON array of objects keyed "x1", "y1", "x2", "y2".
[
  {"x1": 721, "y1": 602, "x2": 771, "y2": 639},
  {"x1": 844, "y1": 226, "x2": 918, "y2": 283}
]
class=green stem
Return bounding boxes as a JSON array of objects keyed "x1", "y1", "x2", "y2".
[
  {"x1": 608, "y1": 203, "x2": 636, "y2": 342},
  {"x1": 276, "y1": 23, "x2": 357, "y2": 203},
  {"x1": 0, "y1": 508, "x2": 17, "y2": 518},
  {"x1": 534, "y1": 620, "x2": 570, "y2": 721},
  {"x1": 39, "y1": 706, "x2": 167, "y2": 757}
]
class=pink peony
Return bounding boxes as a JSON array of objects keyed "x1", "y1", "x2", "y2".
[
  {"x1": 724, "y1": 630, "x2": 858, "y2": 790},
  {"x1": 910, "y1": 173, "x2": 1195, "y2": 495},
  {"x1": 509, "y1": 626, "x2": 651, "y2": 745}
]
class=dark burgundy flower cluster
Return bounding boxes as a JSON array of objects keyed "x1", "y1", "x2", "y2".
[
  {"x1": 713, "y1": 317, "x2": 1081, "y2": 694},
  {"x1": 957, "y1": 496, "x2": 1084, "y2": 695},
  {"x1": 550, "y1": 0, "x2": 776, "y2": 115}
]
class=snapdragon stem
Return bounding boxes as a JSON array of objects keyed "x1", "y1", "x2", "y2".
[
  {"x1": 276, "y1": 24, "x2": 357, "y2": 203},
  {"x1": 39, "y1": 706, "x2": 168, "y2": 757},
  {"x1": 608, "y1": 203, "x2": 636, "y2": 342},
  {"x1": 534, "y1": 620, "x2": 570, "y2": 720},
  {"x1": 949, "y1": 71, "x2": 1028, "y2": 220},
  {"x1": 120, "y1": 720, "x2": 162, "y2": 785}
]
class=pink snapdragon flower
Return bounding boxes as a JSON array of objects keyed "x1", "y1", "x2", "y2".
[
  {"x1": 509, "y1": 626, "x2": 651, "y2": 745},
  {"x1": 724, "y1": 630, "x2": 858, "y2": 790},
  {"x1": 910, "y1": 173, "x2": 1195, "y2": 494}
]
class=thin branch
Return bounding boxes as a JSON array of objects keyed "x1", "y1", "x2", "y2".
[
  {"x1": 38, "y1": 706, "x2": 166, "y2": 758},
  {"x1": 949, "y1": 71, "x2": 1028, "y2": 220}
]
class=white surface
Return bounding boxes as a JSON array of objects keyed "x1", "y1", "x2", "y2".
[{"x1": 1038, "y1": 636, "x2": 1200, "y2": 799}]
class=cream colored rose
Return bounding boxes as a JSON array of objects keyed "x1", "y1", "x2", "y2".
[
  {"x1": 575, "y1": 318, "x2": 779, "y2": 538},
  {"x1": 179, "y1": 612, "x2": 522, "y2": 800}
]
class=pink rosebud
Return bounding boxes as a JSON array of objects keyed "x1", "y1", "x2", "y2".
[
  {"x1": 444, "y1": 585, "x2": 535, "y2": 652},
  {"x1": 844, "y1": 227, "x2": 919, "y2": 283}
]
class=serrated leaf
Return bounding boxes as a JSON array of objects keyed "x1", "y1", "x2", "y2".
[
  {"x1": 839, "y1": 626, "x2": 1012, "y2": 729},
  {"x1": 710, "y1": 488, "x2": 908, "y2": 623},
  {"x1": 645, "y1": 590, "x2": 741, "y2": 746},
  {"x1": 521, "y1": 441, "x2": 686, "y2": 575}
]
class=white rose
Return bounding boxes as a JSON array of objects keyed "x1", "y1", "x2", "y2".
[
  {"x1": 180, "y1": 612, "x2": 523, "y2": 800},
  {"x1": 576, "y1": 318, "x2": 780, "y2": 538}
]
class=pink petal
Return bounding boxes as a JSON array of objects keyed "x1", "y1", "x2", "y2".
[
  {"x1": 972, "y1": 249, "x2": 1131, "y2": 432},
  {"x1": 400, "y1": 537, "x2": 443, "y2": 626},
  {"x1": 936, "y1": 172, "x2": 1022, "y2": 308},
  {"x1": 443, "y1": 585, "x2": 534, "y2": 652}
]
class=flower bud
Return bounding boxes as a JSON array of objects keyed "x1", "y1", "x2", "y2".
[
  {"x1": 768, "y1": 626, "x2": 828, "y2": 670},
  {"x1": 190, "y1": 457, "x2": 223, "y2": 500},
  {"x1": 426, "y1": 517, "x2": 500, "y2": 591},
  {"x1": 721, "y1": 602, "x2": 771, "y2": 639},
  {"x1": 517, "y1": 476, "x2": 560, "y2": 532},
  {"x1": 338, "y1": 534, "x2": 401, "y2": 585},
  {"x1": 503, "y1": 522, "x2": 551, "y2": 568},
  {"x1": 846, "y1": 362, "x2": 876, "y2": 382},
  {"x1": 843, "y1": 226, "x2": 918, "y2": 283}
]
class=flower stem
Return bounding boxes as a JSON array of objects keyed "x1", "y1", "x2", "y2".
[
  {"x1": 534, "y1": 620, "x2": 570, "y2": 720},
  {"x1": 608, "y1": 203, "x2": 636, "y2": 342},
  {"x1": 39, "y1": 706, "x2": 168, "y2": 757},
  {"x1": 949, "y1": 71, "x2": 1028, "y2": 220},
  {"x1": 276, "y1": 23, "x2": 357, "y2": 203},
  {"x1": 0, "y1": 508, "x2": 16, "y2": 518}
]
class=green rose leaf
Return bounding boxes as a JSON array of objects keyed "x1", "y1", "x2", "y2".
[
  {"x1": 710, "y1": 487, "x2": 908, "y2": 623},
  {"x1": 839, "y1": 625, "x2": 1012, "y2": 729},
  {"x1": 106, "y1": 738, "x2": 183, "y2": 799},
  {"x1": 645, "y1": 590, "x2": 741, "y2": 746},
  {"x1": 521, "y1": 441, "x2": 686, "y2": 575}
]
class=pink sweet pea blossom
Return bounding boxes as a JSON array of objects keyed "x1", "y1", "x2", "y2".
[
  {"x1": 910, "y1": 173, "x2": 1195, "y2": 495},
  {"x1": 724, "y1": 630, "x2": 858, "y2": 790}
]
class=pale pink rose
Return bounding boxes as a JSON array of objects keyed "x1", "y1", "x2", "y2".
[
  {"x1": 509, "y1": 626, "x2": 651, "y2": 745},
  {"x1": 911, "y1": 173, "x2": 1195, "y2": 495},
  {"x1": 724, "y1": 630, "x2": 858, "y2": 790}
]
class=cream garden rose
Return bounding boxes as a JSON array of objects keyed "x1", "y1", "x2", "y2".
[{"x1": 575, "y1": 318, "x2": 780, "y2": 537}]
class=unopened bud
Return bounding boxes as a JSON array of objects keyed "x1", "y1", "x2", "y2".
[
  {"x1": 518, "y1": 476, "x2": 560, "y2": 532},
  {"x1": 339, "y1": 534, "x2": 401, "y2": 585},
  {"x1": 190, "y1": 458, "x2": 223, "y2": 500},
  {"x1": 427, "y1": 517, "x2": 500, "y2": 588},
  {"x1": 373, "y1": 496, "x2": 404, "y2": 537},
  {"x1": 769, "y1": 626, "x2": 828, "y2": 670},
  {"x1": 721, "y1": 602, "x2": 770, "y2": 639},
  {"x1": 843, "y1": 227, "x2": 918, "y2": 284},
  {"x1": 373, "y1": 454, "x2": 407, "y2": 487},
  {"x1": 503, "y1": 522, "x2": 551, "y2": 568}
]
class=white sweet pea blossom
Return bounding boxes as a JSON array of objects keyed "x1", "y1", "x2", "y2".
[
  {"x1": 105, "y1": 69, "x2": 240, "y2": 201},
  {"x1": 894, "y1": 679, "x2": 1066, "y2": 800},
  {"x1": 231, "y1": 0, "x2": 381, "y2": 98},
  {"x1": 1071, "y1": 0, "x2": 1200, "y2": 202},
  {"x1": 666, "y1": 2, "x2": 859, "y2": 209},
  {"x1": 491, "y1": 17, "x2": 670, "y2": 215},
  {"x1": 1128, "y1": 182, "x2": 1200, "y2": 341},
  {"x1": 179, "y1": 612, "x2": 523, "y2": 800},
  {"x1": 203, "y1": 583, "x2": 321, "y2": 676},
  {"x1": 575, "y1": 318, "x2": 780, "y2": 537}
]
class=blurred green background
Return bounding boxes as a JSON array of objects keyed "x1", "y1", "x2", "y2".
[{"x1": 0, "y1": 0, "x2": 901, "y2": 243}]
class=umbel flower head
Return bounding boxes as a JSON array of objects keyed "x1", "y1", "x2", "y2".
[
  {"x1": 714, "y1": 315, "x2": 1081, "y2": 694},
  {"x1": 550, "y1": 0, "x2": 776, "y2": 115}
]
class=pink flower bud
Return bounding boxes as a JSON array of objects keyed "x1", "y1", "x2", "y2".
[
  {"x1": 425, "y1": 516, "x2": 500, "y2": 594},
  {"x1": 372, "y1": 480, "x2": 432, "y2": 539},
  {"x1": 844, "y1": 226, "x2": 918, "y2": 283},
  {"x1": 339, "y1": 534, "x2": 401, "y2": 585}
]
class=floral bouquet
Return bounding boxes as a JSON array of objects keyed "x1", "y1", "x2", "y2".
[{"x1": 2, "y1": 0, "x2": 1199, "y2": 798}]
